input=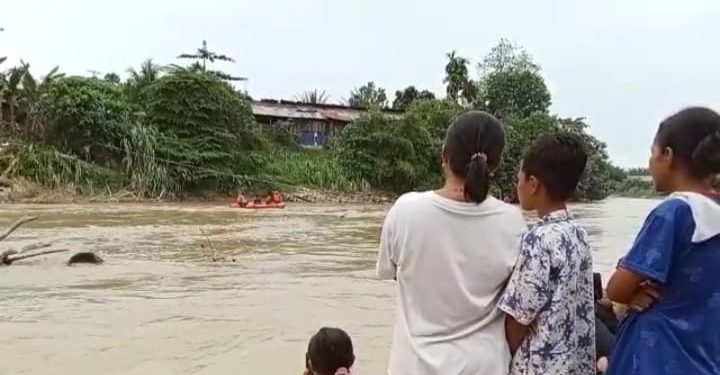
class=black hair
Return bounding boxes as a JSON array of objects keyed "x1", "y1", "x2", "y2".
[
  {"x1": 305, "y1": 327, "x2": 355, "y2": 375},
  {"x1": 655, "y1": 107, "x2": 720, "y2": 179},
  {"x1": 444, "y1": 111, "x2": 506, "y2": 204},
  {"x1": 521, "y1": 132, "x2": 588, "y2": 201}
]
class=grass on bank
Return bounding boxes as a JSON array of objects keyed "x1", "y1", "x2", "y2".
[
  {"x1": 255, "y1": 147, "x2": 369, "y2": 193},
  {"x1": 0, "y1": 141, "x2": 371, "y2": 200}
]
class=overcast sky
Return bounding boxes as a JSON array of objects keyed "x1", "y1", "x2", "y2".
[{"x1": 2, "y1": 0, "x2": 719, "y2": 167}]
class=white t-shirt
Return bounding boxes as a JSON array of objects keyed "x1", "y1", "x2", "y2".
[{"x1": 376, "y1": 191, "x2": 526, "y2": 375}]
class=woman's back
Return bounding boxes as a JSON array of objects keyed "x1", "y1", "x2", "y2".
[{"x1": 377, "y1": 191, "x2": 526, "y2": 375}]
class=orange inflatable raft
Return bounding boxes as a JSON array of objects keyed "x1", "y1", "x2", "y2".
[{"x1": 231, "y1": 201, "x2": 286, "y2": 209}]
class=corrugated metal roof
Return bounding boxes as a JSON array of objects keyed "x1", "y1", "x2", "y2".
[{"x1": 251, "y1": 100, "x2": 402, "y2": 122}]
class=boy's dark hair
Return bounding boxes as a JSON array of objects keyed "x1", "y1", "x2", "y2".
[
  {"x1": 444, "y1": 111, "x2": 506, "y2": 204},
  {"x1": 306, "y1": 327, "x2": 355, "y2": 375},
  {"x1": 655, "y1": 107, "x2": 720, "y2": 179},
  {"x1": 522, "y1": 133, "x2": 588, "y2": 201}
]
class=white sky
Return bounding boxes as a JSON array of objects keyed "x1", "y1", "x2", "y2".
[{"x1": 2, "y1": 0, "x2": 720, "y2": 167}]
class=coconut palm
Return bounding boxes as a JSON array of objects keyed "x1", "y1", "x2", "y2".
[
  {"x1": 177, "y1": 40, "x2": 246, "y2": 82},
  {"x1": 125, "y1": 59, "x2": 163, "y2": 108}
]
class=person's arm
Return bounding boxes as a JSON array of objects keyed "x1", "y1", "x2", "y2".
[
  {"x1": 498, "y1": 231, "x2": 553, "y2": 354},
  {"x1": 505, "y1": 315, "x2": 532, "y2": 355},
  {"x1": 376, "y1": 203, "x2": 399, "y2": 280},
  {"x1": 606, "y1": 201, "x2": 685, "y2": 304}
]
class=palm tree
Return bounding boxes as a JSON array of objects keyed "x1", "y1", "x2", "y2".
[
  {"x1": 178, "y1": 40, "x2": 235, "y2": 69},
  {"x1": 3, "y1": 64, "x2": 26, "y2": 131},
  {"x1": 443, "y1": 51, "x2": 478, "y2": 106},
  {"x1": 177, "y1": 40, "x2": 246, "y2": 82},
  {"x1": 21, "y1": 64, "x2": 63, "y2": 136},
  {"x1": 127, "y1": 59, "x2": 161, "y2": 87},
  {"x1": 296, "y1": 89, "x2": 330, "y2": 104},
  {"x1": 125, "y1": 59, "x2": 163, "y2": 108}
]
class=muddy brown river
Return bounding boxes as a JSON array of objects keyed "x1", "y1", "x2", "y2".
[{"x1": 0, "y1": 197, "x2": 657, "y2": 374}]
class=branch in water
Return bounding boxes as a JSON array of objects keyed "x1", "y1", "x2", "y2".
[
  {"x1": 5, "y1": 249, "x2": 69, "y2": 264},
  {"x1": 19, "y1": 243, "x2": 51, "y2": 254},
  {"x1": 0, "y1": 216, "x2": 37, "y2": 242}
]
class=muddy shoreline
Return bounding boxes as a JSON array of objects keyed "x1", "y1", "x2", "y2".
[{"x1": 0, "y1": 179, "x2": 396, "y2": 205}]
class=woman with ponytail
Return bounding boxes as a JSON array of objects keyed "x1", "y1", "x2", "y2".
[{"x1": 376, "y1": 111, "x2": 526, "y2": 375}]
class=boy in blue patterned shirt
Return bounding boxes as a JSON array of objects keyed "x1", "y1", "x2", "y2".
[{"x1": 499, "y1": 133, "x2": 596, "y2": 375}]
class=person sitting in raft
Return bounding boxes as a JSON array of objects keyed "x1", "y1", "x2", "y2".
[
  {"x1": 231, "y1": 191, "x2": 249, "y2": 208},
  {"x1": 264, "y1": 190, "x2": 285, "y2": 207},
  {"x1": 265, "y1": 190, "x2": 284, "y2": 204}
]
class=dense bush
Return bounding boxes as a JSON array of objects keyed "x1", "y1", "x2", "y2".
[
  {"x1": 143, "y1": 70, "x2": 264, "y2": 194},
  {"x1": 336, "y1": 112, "x2": 434, "y2": 193},
  {"x1": 38, "y1": 77, "x2": 130, "y2": 165}
]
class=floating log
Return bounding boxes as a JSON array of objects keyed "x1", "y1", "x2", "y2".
[{"x1": 0, "y1": 216, "x2": 69, "y2": 265}]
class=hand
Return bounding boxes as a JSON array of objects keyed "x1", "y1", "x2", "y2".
[
  {"x1": 627, "y1": 280, "x2": 660, "y2": 312},
  {"x1": 597, "y1": 357, "x2": 608, "y2": 373}
]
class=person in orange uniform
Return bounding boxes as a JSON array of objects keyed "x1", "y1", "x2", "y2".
[{"x1": 265, "y1": 190, "x2": 286, "y2": 208}]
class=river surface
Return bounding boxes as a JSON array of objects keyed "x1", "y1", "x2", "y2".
[{"x1": 0, "y1": 197, "x2": 658, "y2": 375}]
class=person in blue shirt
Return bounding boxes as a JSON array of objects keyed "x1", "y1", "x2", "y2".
[{"x1": 606, "y1": 106, "x2": 720, "y2": 375}]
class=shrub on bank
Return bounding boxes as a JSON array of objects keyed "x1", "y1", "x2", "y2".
[
  {"x1": 0, "y1": 143, "x2": 127, "y2": 193},
  {"x1": 254, "y1": 147, "x2": 367, "y2": 192},
  {"x1": 143, "y1": 70, "x2": 265, "y2": 195},
  {"x1": 38, "y1": 77, "x2": 130, "y2": 166},
  {"x1": 335, "y1": 111, "x2": 435, "y2": 193}
]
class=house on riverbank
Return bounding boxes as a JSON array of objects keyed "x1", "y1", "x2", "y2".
[{"x1": 251, "y1": 100, "x2": 402, "y2": 148}]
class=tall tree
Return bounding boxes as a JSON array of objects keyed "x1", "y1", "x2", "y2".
[
  {"x1": 296, "y1": 89, "x2": 330, "y2": 104},
  {"x1": 392, "y1": 86, "x2": 436, "y2": 111},
  {"x1": 443, "y1": 51, "x2": 478, "y2": 106},
  {"x1": 177, "y1": 40, "x2": 246, "y2": 82},
  {"x1": 478, "y1": 38, "x2": 539, "y2": 76},
  {"x1": 348, "y1": 82, "x2": 387, "y2": 108},
  {"x1": 478, "y1": 40, "x2": 550, "y2": 118},
  {"x1": 482, "y1": 70, "x2": 551, "y2": 118},
  {"x1": 103, "y1": 72, "x2": 121, "y2": 84}
]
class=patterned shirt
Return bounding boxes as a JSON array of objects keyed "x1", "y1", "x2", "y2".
[{"x1": 499, "y1": 210, "x2": 595, "y2": 375}]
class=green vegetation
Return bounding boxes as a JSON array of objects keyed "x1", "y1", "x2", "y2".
[{"x1": 0, "y1": 38, "x2": 639, "y2": 201}]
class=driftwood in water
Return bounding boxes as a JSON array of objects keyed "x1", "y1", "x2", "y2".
[{"x1": 0, "y1": 216, "x2": 69, "y2": 265}]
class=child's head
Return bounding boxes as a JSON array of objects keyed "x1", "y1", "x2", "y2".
[
  {"x1": 517, "y1": 133, "x2": 587, "y2": 211},
  {"x1": 442, "y1": 111, "x2": 506, "y2": 203},
  {"x1": 650, "y1": 107, "x2": 720, "y2": 192},
  {"x1": 305, "y1": 327, "x2": 355, "y2": 375}
]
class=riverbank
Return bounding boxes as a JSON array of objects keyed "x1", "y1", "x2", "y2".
[{"x1": 0, "y1": 178, "x2": 396, "y2": 204}]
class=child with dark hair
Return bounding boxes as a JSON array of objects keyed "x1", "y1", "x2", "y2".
[
  {"x1": 303, "y1": 327, "x2": 355, "y2": 375},
  {"x1": 499, "y1": 133, "x2": 596, "y2": 375},
  {"x1": 605, "y1": 107, "x2": 720, "y2": 375}
]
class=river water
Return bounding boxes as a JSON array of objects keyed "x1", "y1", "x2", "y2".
[{"x1": 0, "y1": 197, "x2": 657, "y2": 375}]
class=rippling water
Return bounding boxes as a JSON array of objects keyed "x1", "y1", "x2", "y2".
[{"x1": 0, "y1": 197, "x2": 658, "y2": 374}]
